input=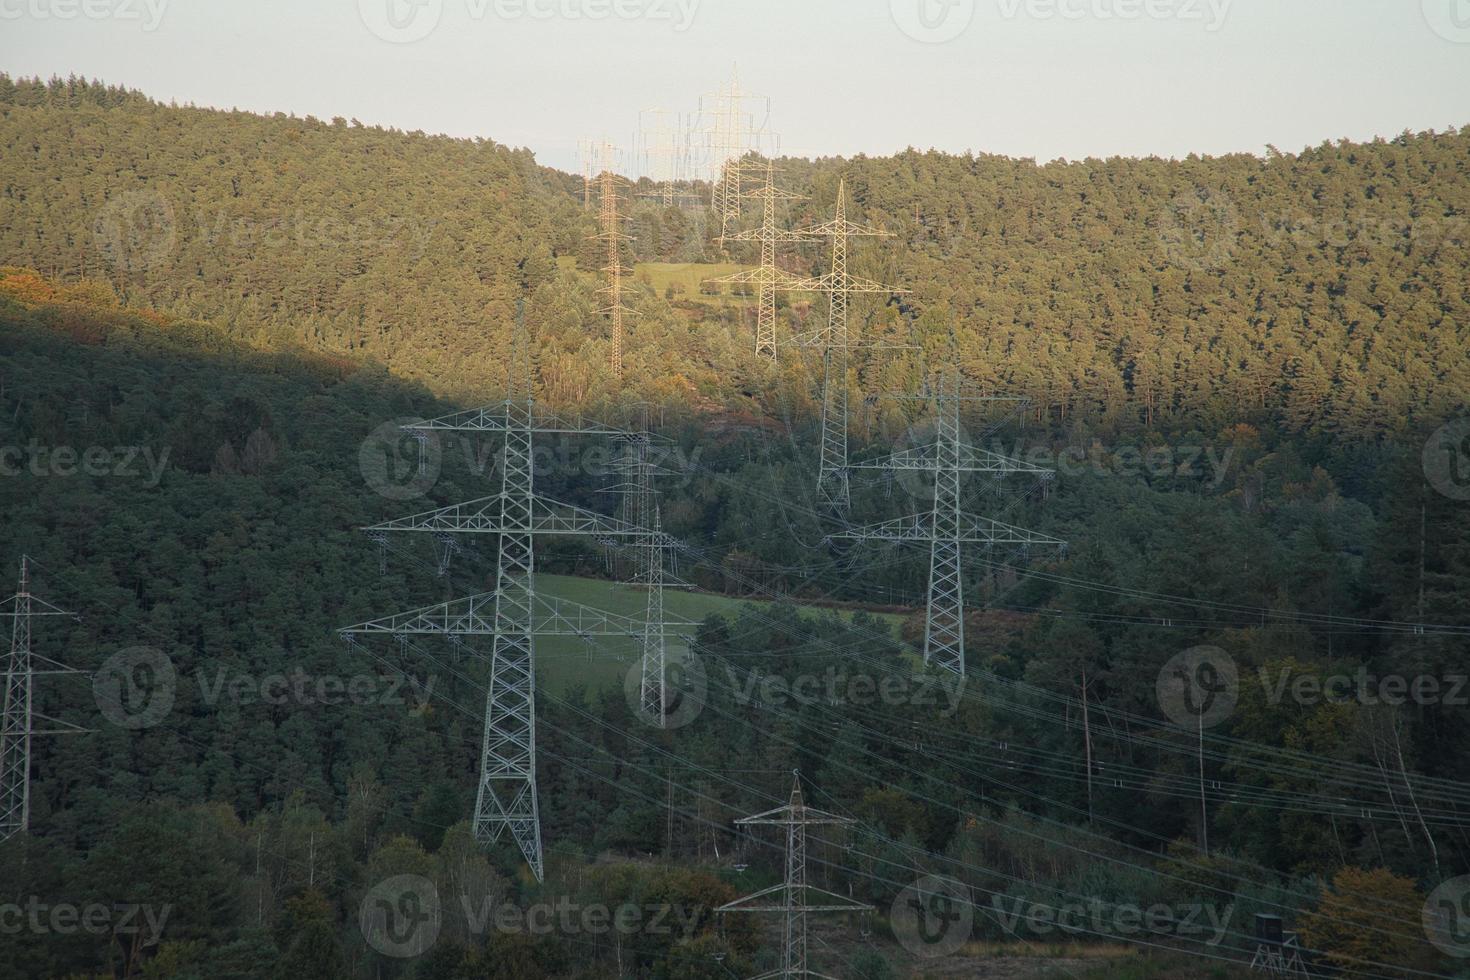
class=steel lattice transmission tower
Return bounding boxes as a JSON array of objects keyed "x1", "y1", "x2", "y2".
[
  {"x1": 705, "y1": 160, "x2": 811, "y2": 360},
  {"x1": 637, "y1": 108, "x2": 690, "y2": 208},
  {"x1": 719, "y1": 773, "x2": 872, "y2": 979},
  {"x1": 613, "y1": 419, "x2": 681, "y2": 725},
  {"x1": 786, "y1": 178, "x2": 909, "y2": 516},
  {"x1": 1, "y1": 557, "x2": 83, "y2": 842},
  {"x1": 592, "y1": 142, "x2": 637, "y2": 380},
  {"x1": 342, "y1": 342, "x2": 688, "y2": 879},
  {"x1": 700, "y1": 67, "x2": 771, "y2": 236},
  {"x1": 830, "y1": 371, "x2": 1064, "y2": 675}
]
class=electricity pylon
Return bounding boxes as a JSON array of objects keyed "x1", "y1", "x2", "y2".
[
  {"x1": 786, "y1": 178, "x2": 908, "y2": 516},
  {"x1": 577, "y1": 138, "x2": 597, "y2": 211},
  {"x1": 705, "y1": 160, "x2": 812, "y2": 360},
  {"x1": 719, "y1": 773, "x2": 872, "y2": 979},
  {"x1": 637, "y1": 108, "x2": 685, "y2": 208},
  {"x1": 830, "y1": 371, "x2": 1064, "y2": 675},
  {"x1": 592, "y1": 142, "x2": 637, "y2": 380},
  {"x1": 604, "y1": 414, "x2": 683, "y2": 725},
  {"x1": 700, "y1": 67, "x2": 770, "y2": 234},
  {"x1": 1, "y1": 557, "x2": 83, "y2": 842},
  {"x1": 345, "y1": 339, "x2": 685, "y2": 879}
]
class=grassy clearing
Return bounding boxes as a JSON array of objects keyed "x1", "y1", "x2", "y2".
[
  {"x1": 533, "y1": 573, "x2": 905, "y2": 694},
  {"x1": 633, "y1": 262, "x2": 757, "y2": 306}
]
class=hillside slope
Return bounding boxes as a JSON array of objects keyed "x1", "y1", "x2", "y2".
[{"x1": 3, "y1": 74, "x2": 1467, "y2": 441}]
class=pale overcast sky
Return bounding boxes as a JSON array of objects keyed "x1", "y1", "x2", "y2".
[{"x1": 2, "y1": 0, "x2": 1467, "y2": 173}]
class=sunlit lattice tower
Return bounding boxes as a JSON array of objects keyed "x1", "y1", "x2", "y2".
[
  {"x1": 591, "y1": 141, "x2": 637, "y2": 380},
  {"x1": 719, "y1": 774, "x2": 872, "y2": 979},
  {"x1": 637, "y1": 108, "x2": 684, "y2": 208},
  {"x1": 830, "y1": 371, "x2": 1064, "y2": 675},
  {"x1": 1, "y1": 557, "x2": 83, "y2": 842},
  {"x1": 705, "y1": 159, "x2": 811, "y2": 360},
  {"x1": 342, "y1": 332, "x2": 687, "y2": 879},
  {"x1": 576, "y1": 138, "x2": 598, "y2": 211},
  {"x1": 787, "y1": 178, "x2": 908, "y2": 516},
  {"x1": 700, "y1": 67, "x2": 771, "y2": 235},
  {"x1": 607, "y1": 417, "x2": 690, "y2": 726}
]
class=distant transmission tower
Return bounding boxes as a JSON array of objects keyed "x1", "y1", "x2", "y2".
[
  {"x1": 705, "y1": 159, "x2": 810, "y2": 360},
  {"x1": 638, "y1": 108, "x2": 681, "y2": 208},
  {"x1": 605, "y1": 415, "x2": 689, "y2": 725},
  {"x1": 341, "y1": 326, "x2": 689, "y2": 879},
  {"x1": 700, "y1": 67, "x2": 771, "y2": 235},
  {"x1": 592, "y1": 141, "x2": 637, "y2": 380},
  {"x1": 787, "y1": 178, "x2": 908, "y2": 516},
  {"x1": 0, "y1": 557, "x2": 83, "y2": 842},
  {"x1": 831, "y1": 371, "x2": 1064, "y2": 675},
  {"x1": 577, "y1": 138, "x2": 597, "y2": 211},
  {"x1": 719, "y1": 773, "x2": 872, "y2": 978}
]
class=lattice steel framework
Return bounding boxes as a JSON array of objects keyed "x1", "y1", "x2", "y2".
[
  {"x1": 637, "y1": 108, "x2": 696, "y2": 208},
  {"x1": 786, "y1": 178, "x2": 908, "y2": 516},
  {"x1": 0, "y1": 557, "x2": 82, "y2": 842},
  {"x1": 700, "y1": 68, "x2": 772, "y2": 236},
  {"x1": 577, "y1": 138, "x2": 596, "y2": 211},
  {"x1": 345, "y1": 390, "x2": 685, "y2": 879},
  {"x1": 705, "y1": 159, "x2": 811, "y2": 360},
  {"x1": 830, "y1": 372, "x2": 1064, "y2": 675},
  {"x1": 719, "y1": 774, "x2": 872, "y2": 979},
  {"x1": 600, "y1": 411, "x2": 691, "y2": 727},
  {"x1": 592, "y1": 141, "x2": 637, "y2": 380}
]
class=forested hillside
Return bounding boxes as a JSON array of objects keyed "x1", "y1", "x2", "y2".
[
  {"x1": 3, "y1": 74, "x2": 1467, "y2": 439},
  {"x1": 2, "y1": 74, "x2": 1469, "y2": 979}
]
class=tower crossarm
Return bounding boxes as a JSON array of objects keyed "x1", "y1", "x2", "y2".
[
  {"x1": 851, "y1": 442, "x2": 1054, "y2": 476},
  {"x1": 785, "y1": 271, "x2": 905, "y2": 295},
  {"x1": 365, "y1": 494, "x2": 679, "y2": 542},
  {"x1": 829, "y1": 512, "x2": 1066, "y2": 550},
  {"x1": 0, "y1": 596, "x2": 75, "y2": 619},
  {"x1": 720, "y1": 227, "x2": 817, "y2": 245},
  {"x1": 702, "y1": 267, "x2": 811, "y2": 290},
  {"x1": 717, "y1": 883, "x2": 873, "y2": 915},
  {"x1": 805, "y1": 217, "x2": 892, "y2": 240},
  {"x1": 403, "y1": 404, "x2": 645, "y2": 439},
  {"x1": 339, "y1": 592, "x2": 695, "y2": 640}
]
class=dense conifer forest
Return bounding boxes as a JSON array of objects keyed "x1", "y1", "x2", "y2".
[{"x1": 1, "y1": 74, "x2": 1468, "y2": 979}]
